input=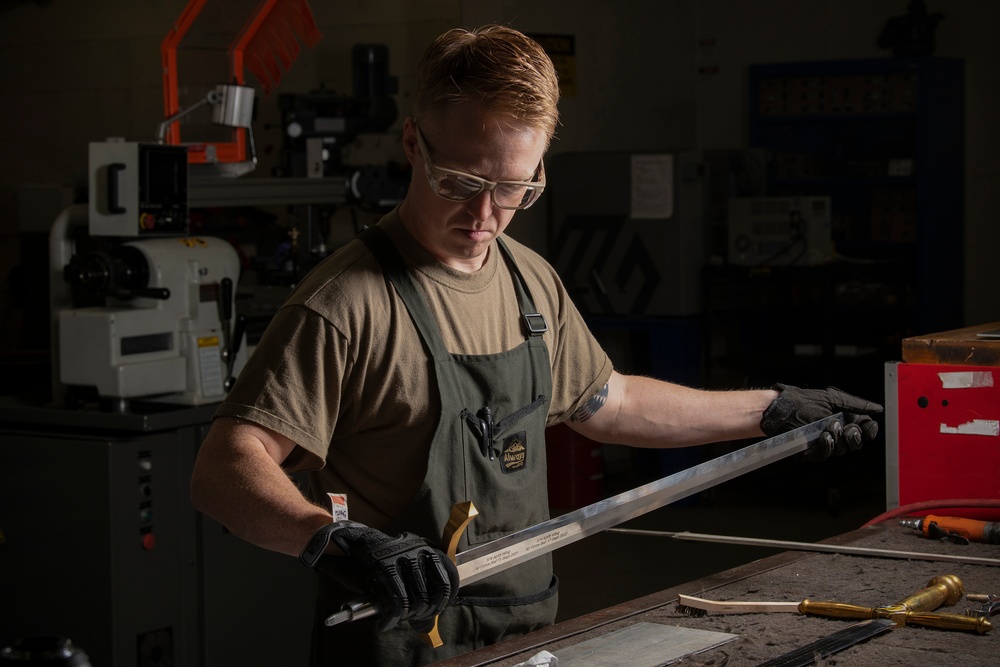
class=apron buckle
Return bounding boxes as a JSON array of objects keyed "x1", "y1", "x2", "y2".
[{"x1": 522, "y1": 313, "x2": 548, "y2": 336}]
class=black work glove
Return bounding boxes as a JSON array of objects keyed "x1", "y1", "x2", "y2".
[
  {"x1": 760, "y1": 384, "x2": 883, "y2": 461},
  {"x1": 303, "y1": 521, "x2": 459, "y2": 632}
]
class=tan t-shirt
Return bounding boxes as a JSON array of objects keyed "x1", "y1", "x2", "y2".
[{"x1": 217, "y1": 209, "x2": 613, "y2": 528}]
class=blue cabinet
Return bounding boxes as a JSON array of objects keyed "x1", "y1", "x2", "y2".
[{"x1": 748, "y1": 57, "x2": 964, "y2": 335}]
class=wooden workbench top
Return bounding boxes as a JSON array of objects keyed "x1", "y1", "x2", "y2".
[{"x1": 902, "y1": 322, "x2": 1000, "y2": 366}]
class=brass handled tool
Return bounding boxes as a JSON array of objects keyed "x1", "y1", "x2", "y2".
[
  {"x1": 679, "y1": 574, "x2": 962, "y2": 619},
  {"x1": 757, "y1": 576, "x2": 990, "y2": 667},
  {"x1": 799, "y1": 604, "x2": 990, "y2": 634},
  {"x1": 799, "y1": 573, "x2": 963, "y2": 620},
  {"x1": 800, "y1": 575, "x2": 990, "y2": 633},
  {"x1": 681, "y1": 575, "x2": 990, "y2": 634}
]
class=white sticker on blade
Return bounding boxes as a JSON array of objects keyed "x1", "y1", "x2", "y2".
[
  {"x1": 939, "y1": 420, "x2": 1000, "y2": 436},
  {"x1": 938, "y1": 371, "x2": 995, "y2": 389}
]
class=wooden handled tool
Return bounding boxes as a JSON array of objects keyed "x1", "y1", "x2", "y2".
[{"x1": 677, "y1": 594, "x2": 801, "y2": 615}]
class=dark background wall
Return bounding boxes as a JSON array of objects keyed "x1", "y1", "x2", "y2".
[{"x1": 1, "y1": 0, "x2": 996, "y2": 381}]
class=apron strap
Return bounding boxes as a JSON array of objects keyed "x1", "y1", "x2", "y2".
[
  {"x1": 359, "y1": 225, "x2": 451, "y2": 358},
  {"x1": 495, "y1": 237, "x2": 548, "y2": 337}
]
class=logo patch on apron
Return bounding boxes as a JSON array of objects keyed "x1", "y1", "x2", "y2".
[{"x1": 500, "y1": 431, "x2": 528, "y2": 473}]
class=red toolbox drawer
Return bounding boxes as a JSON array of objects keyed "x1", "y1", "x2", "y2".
[{"x1": 886, "y1": 361, "x2": 1000, "y2": 520}]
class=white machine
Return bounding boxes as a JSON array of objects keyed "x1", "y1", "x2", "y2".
[
  {"x1": 727, "y1": 196, "x2": 833, "y2": 267},
  {"x1": 58, "y1": 236, "x2": 244, "y2": 407},
  {"x1": 50, "y1": 141, "x2": 247, "y2": 409}
]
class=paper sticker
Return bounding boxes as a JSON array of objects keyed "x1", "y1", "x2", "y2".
[
  {"x1": 938, "y1": 371, "x2": 994, "y2": 389},
  {"x1": 328, "y1": 493, "x2": 349, "y2": 521},
  {"x1": 630, "y1": 154, "x2": 674, "y2": 219},
  {"x1": 939, "y1": 420, "x2": 1000, "y2": 437}
]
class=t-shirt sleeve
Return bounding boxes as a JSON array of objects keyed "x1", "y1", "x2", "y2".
[
  {"x1": 214, "y1": 304, "x2": 350, "y2": 471},
  {"x1": 509, "y1": 244, "x2": 613, "y2": 425},
  {"x1": 547, "y1": 293, "x2": 614, "y2": 426}
]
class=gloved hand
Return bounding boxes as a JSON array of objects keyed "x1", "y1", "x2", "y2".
[
  {"x1": 760, "y1": 384, "x2": 883, "y2": 461},
  {"x1": 305, "y1": 521, "x2": 460, "y2": 632}
]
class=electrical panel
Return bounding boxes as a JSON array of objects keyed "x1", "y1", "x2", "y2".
[{"x1": 727, "y1": 196, "x2": 832, "y2": 267}]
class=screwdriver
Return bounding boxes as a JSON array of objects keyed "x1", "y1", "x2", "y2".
[{"x1": 900, "y1": 515, "x2": 1000, "y2": 545}]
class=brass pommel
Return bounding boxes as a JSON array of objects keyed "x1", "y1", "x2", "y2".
[{"x1": 893, "y1": 574, "x2": 964, "y2": 613}]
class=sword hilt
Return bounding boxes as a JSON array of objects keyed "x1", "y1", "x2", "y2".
[
  {"x1": 325, "y1": 596, "x2": 378, "y2": 626},
  {"x1": 324, "y1": 501, "x2": 479, "y2": 644},
  {"x1": 888, "y1": 574, "x2": 964, "y2": 613},
  {"x1": 799, "y1": 575, "x2": 966, "y2": 624},
  {"x1": 422, "y1": 501, "x2": 478, "y2": 648}
]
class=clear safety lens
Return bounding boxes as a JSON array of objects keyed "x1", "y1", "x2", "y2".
[
  {"x1": 433, "y1": 172, "x2": 541, "y2": 209},
  {"x1": 416, "y1": 121, "x2": 545, "y2": 210}
]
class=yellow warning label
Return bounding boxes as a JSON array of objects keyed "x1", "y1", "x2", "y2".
[{"x1": 198, "y1": 336, "x2": 220, "y2": 348}]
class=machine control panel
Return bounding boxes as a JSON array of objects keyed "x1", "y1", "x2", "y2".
[
  {"x1": 728, "y1": 196, "x2": 832, "y2": 267},
  {"x1": 88, "y1": 141, "x2": 189, "y2": 237},
  {"x1": 138, "y1": 450, "x2": 155, "y2": 550}
]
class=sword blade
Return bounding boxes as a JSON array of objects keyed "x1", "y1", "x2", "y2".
[
  {"x1": 456, "y1": 414, "x2": 841, "y2": 585},
  {"x1": 325, "y1": 414, "x2": 841, "y2": 626},
  {"x1": 757, "y1": 618, "x2": 896, "y2": 667}
]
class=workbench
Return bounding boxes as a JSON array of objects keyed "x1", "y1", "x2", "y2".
[
  {"x1": 899, "y1": 321, "x2": 1000, "y2": 367},
  {"x1": 435, "y1": 523, "x2": 999, "y2": 666}
]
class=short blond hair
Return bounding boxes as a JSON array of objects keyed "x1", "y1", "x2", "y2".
[{"x1": 413, "y1": 25, "x2": 560, "y2": 145}]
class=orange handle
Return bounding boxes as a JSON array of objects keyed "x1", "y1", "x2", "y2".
[{"x1": 922, "y1": 515, "x2": 989, "y2": 541}]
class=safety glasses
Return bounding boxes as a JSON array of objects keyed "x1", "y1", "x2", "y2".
[{"x1": 414, "y1": 122, "x2": 545, "y2": 210}]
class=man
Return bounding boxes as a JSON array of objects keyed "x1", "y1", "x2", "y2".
[{"x1": 191, "y1": 24, "x2": 881, "y2": 666}]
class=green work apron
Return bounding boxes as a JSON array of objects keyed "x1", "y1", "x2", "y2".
[{"x1": 311, "y1": 227, "x2": 558, "y2": 666}]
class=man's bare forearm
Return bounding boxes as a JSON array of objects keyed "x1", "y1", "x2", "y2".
[
  {"x1": 191, "y1": 417, "x2": 331, "y2": 558},
  {"x1": 568, "y1": 371, "x2": 778, "y2": 448}
]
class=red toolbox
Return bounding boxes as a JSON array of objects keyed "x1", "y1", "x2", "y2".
[{"x1": 885, "y1": 323, "x2": 1000, "y2": 521}]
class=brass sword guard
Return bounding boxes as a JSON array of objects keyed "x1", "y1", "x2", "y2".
[
  {"x1": 894, "y1": 610, "x2": 992, "y2": 634},
  {"x1": 424, "y1": 501, "x2": 478, "y2": 648},
  {"x1": 799, "y1": 574, "x2": 988, "y2": 633}
]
